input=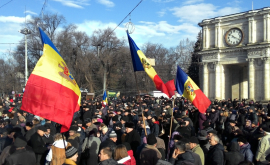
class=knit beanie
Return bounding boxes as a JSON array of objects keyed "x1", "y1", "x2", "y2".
[
  {"x1": 109, "y1": 131, "x2": 117, "y2": 138},
  {"x1": 147, "y1": 133, "x2": 157, "y2": 145},
  {"x1": 65, "y1": 146, "x2": 78, "y2": 158},
  {"x1": 14, "y1": 136, "x2": 27, "y2": 148}
]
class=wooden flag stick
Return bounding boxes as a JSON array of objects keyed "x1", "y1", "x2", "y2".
[
  {"x1": 134, "y1": 72, "x2": 147, "y2": 136},
  {"x1": 167, "y1": 94, "x2": 175, "y2": 160}
]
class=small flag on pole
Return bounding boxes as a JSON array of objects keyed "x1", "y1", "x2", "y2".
[{"x1": 102, "y1": 90, "x2": 108, "y2": 107}]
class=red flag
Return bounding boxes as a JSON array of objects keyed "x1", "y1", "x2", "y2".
[
  {"x1": 165, "y1": 80, "x2": 176, "y2": 98},
  {"x1": 8, "y1": 107, "x2": 14, "y2": 112}
]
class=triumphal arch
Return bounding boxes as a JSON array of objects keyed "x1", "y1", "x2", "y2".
[{"x1": 198, "y1": 7, "x2": 270, "y2": 101}]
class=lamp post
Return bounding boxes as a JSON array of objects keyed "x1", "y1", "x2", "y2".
[{"x1": 19, "y1": 28, "x2": 31, "y2": 86}]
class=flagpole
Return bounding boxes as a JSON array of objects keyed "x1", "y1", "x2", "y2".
[
  {"x1": 134, "y1": 72, "x2": 148, "y2": 137},
  {"x1": 126, "y1": 30, "x2": 147, "y2": 136},
  {"x1": 167, "y1": 94, "x2": 175, "y2": 160}
]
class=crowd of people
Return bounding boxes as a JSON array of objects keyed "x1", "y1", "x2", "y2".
[{"x1": 0, "y1": 95, "x2": 270, "y2": 165}]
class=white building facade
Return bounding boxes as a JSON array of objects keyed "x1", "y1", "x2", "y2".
[{"x1": 198, "y1": 7, "x2": 270, "y2": 101}]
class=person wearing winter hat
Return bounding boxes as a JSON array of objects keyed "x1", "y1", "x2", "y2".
[
  {"x1": 64, "y1": 146, "x2": 78, "y2": 165},
  {"x1": 29, "y1": 125, "x2": 49, "y2": 165},
  {"x1": 140, "y1": 134, "x2": 162, "y2": 165},
  {"x1": 124, "y1": 122, "x2": 141, "y2": 154},
  {"x1": 189, "y1": 136, "x2": 205, "y2": 165},
  {"x1": 237, "y1": 136, "x2": 253, "y2": 162},
  {"x1": 99, "y1": 131, "x2": 118, "y2": 155},
  {"x1": 5, "y1": 136, "x2": 36, "y2": 165}
]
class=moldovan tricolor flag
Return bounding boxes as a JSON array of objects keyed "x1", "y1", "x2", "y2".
[
  {"x1": 21, "y1": 28, "x2": 81, "y2": 133},
  {"x1": 127, "y1": 32, "x2": 171, "y2": 97},
  {"x1": 175, "y1": 66, "x2": 211, "y2": 113},
  {"x1": 102, "y1": 90, "x2": 108, "y2": 107}
]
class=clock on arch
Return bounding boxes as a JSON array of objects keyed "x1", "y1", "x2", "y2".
[{"x1": 225, "y1": 28, "x2": 244, "y2": 46}]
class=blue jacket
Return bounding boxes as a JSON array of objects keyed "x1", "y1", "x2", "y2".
[{"x1": 240, "y1": 143, "x2": 253, "y2": 162}]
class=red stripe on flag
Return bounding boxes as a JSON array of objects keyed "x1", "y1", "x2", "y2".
[
  {"x1": 153, "y1": 75, "x2": 170, "y2": 97},
  {"x1": 192, "y1": 89, "x2": 211, "y2": 113},
  {"x1": 21, "y1": 74, "x2": 80, "y2": 133},
  {"x1": 165, "y1": 80, "x2": 176, "y2": 98}
]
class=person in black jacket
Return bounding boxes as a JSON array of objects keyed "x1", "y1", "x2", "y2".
[
  {"x1": 224, "y1": 142, "x2": 244, "y2": 165},
  {"x1": 29, "y1": 126, "x2": 49, "y2": 165},
  {"x1": 99, "y1": 131, "x2": 117, "y2": 155},
  {"x1": 4, "y1": 135, "x2": 36, "y2": 165},
  {"x1": 205, "y1": 134, "x2": 224, "y2": 165},
  {"x1": 25, "y1": 122, "x2": 35, "y2": 143},
  {"x1": 170, "y1": 141, "x2": 196, "y2": 165},
  {"x1": 151, "y1": 116, "x2": 160, "y2": 137},
  {"x1": 124, "y1": 122, "x2": 141, "y2": 155}
]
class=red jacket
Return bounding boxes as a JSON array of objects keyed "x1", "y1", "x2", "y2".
[
  {"x1": 127, "y1": 150, "x2": 136, "y2": 165},
  {"x1": 117, "y1": 156, "x2": 131, "y2": 165}
]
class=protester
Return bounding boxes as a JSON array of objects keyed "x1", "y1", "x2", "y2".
[
  {"x1": 1, "y1": 94, "x2": 270, "y2": 165},
  {"x1": 4, "y1": 135, "x2": 36, "y2": 165},
  {"x1": 114, "y1": 144, "x2": 132, "y2": 165},
  {"x1": 99, "y1": 147, "x2": 118, "y2": 165}
]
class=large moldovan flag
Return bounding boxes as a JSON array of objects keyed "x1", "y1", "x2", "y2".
[
  {"x1": 175, "y1": 66, "x2": 211, "y2": 113},
  {"x1": 21, "y1": 27, "x2": 81, "y2": 133},
  {"x1": 127, "y1": 32, "x2": 172, "y2": 97}
]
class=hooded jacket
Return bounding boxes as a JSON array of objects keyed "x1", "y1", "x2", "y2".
[
  {"x1": 224, "y1": 142, "x2": 244, "y2": 165},
  {"x1": 239, "y1": 143, "x2": 253, "y2": 162}
]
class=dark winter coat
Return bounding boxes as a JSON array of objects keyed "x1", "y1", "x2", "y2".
[
  {"x1": 140, "y1": 145, "x2": 161, "y2": 165},
  {"x1": 247, "y1": 112, "x2": 258, "y2": 124},
  {"x1": 239, "y1": 143, "x2": 253, "y2": 162},
  {"x1": 151, "y1": 123, "x2": 159, "y2": 137},
  {"x1": 29, "y1": 132, "x2": 48, "y2": 165},
  {"x1": 25, "y1": 127, "x2": 36, "y2": 143},
  {"x1": 99, "y1": 158, "x2": 118, "y2": 165},
  {"x1": 198, "y1": 113, "x2": 207, "y2": 130},
  {"x1": 224, "y1": 142, "x2": 244, "y2": 165},
  {"x1": 125, "y1": 129, "x2": 141, "y2": 154},
  {"x1": 170, "y1": 151, "x2": 196, "y2": 165},
  {"x1": 100, "y1": 128, "x2": 112, "y2": 142},
  {"x1": 99, "y1": 138, "x2": 117, "y2": 153},
  {"x1": 205, "y1": 143, "x2": 224, "y2": 165},
  {"x1": 4, "y1": 148, "x2": 36, "y2": 165},
  {"x1": 208, "y1": 111, "x2": 219, "y2": 124}
]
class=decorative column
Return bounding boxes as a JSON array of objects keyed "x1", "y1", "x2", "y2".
[
  {"x1": 248, "y1": 17, "x2": 255, "y2": 44},
  {"x1": 203, "y1": 63, "x2": 209, "y2": 97},
  {"x1": 263, "y1": 57, "x2": 270, "y2": 100},
  {"x1": 264, "y1": 14, "x2": 270, "y2": 42},
  {"x1": 247, "y1": 59, "x2": 255, "y2": 100},
  {"x1": 214, "y1": 62, "x2": 221, "y2": 99},
  {"x1": 215, "y1": 22, "x2": 221, "y2": 48},
  {"x1": 203, "y1": 26, "x2": 209, "y2": 49}
]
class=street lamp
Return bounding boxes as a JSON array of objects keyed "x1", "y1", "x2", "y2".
[{"x1": 19, "y1": 28, "x2": 31, "y2": 86}]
